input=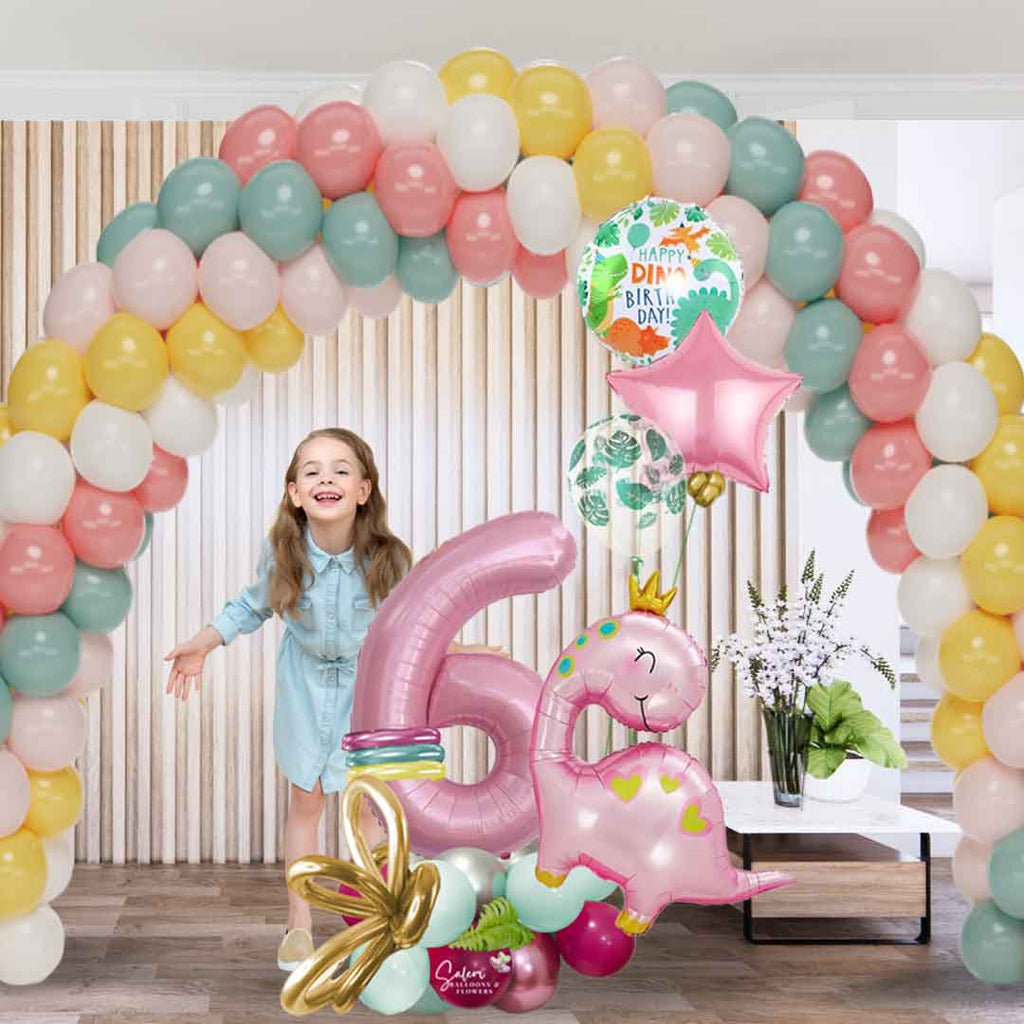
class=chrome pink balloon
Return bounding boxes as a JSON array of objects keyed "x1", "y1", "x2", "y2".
[
  {"x1": 492, "y1": 933, "x2": 560, "y2": 1014},
  {"x1": 351, "y1": 511, "x2": 577, "y2": 857},
  {"x1": 43, "y1": 263, "x2": 117, "y2": 353},
  {"x1": 607, "y1": 311, "x2": 801, "y2": 492}
]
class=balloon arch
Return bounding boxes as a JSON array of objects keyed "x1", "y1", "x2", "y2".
[{"x1": 0, "y1": 48, "x2": 1023, "y2": 990}]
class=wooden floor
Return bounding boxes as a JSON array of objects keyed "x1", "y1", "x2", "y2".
[{"x1": 2, "y1": 862, "x2": 1022, "y2": 1024}]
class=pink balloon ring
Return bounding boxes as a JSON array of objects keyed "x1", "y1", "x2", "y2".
[{"x1": 342, "y1": 727, "x2": 441, "y2": 752}]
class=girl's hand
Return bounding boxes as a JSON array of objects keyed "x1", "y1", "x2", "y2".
[
  {"x1": 165, "y1": 626, "x2": 222, "y2": 701},
  {"x1": 449, "y1": 642, "x2": 510, "y2": 658}
]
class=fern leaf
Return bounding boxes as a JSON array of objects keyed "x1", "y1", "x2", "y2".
[{"x1": 450, "y1": 897, "x2": 535, "y2": 952}]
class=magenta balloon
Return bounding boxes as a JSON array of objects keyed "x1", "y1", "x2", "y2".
[
  {"x1": 493, "y1": 933, "x2": 561, "y2": 1014},
  {"x1": 555, "y1": 900, "x2": 635, "y2": 976},
  {"x1": 351, "y1": 511, "x2": 577, "y2": 857}
]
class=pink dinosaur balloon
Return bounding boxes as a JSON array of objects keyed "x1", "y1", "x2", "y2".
[{"x1": 531, "y1": 573, "x2": 792, "y2": 935}]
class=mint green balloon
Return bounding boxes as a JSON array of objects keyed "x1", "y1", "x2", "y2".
[
  {"x1": 417, "y1": 860, "x2": 477, "y2": 948},
  {"x1": 569, "y1": 865, "x2": 617, "y2": 901},
  {"x1": 842, "y1": 460, "x2": 866, "y2": 506},
  {"x1": 97, "y1": 202, "x2": 159, "y2": 266},
  {"x1": 726, "y1": 117, "x2": 805, "y2": 216},
  {"x1": 396, "y1": 233, "x2": 458, "y2": 304},
  {"x1": 322, "y1": 192, "x2": 398, "y2": 287},
  {"x1": 767, "y1": 202, "x2": 844, "y2": 303},
  {"x1": 0, "y1": 613, "x2": 80, "y2": 697},
  {"x1": 132, "y1": 513, "x2": 154, "y2": 563},
  {"x1": 785, "y1": 299, "x2": 863, "y2": 393},
  {"x1": 239, "y1": 160, "x2": 322, "y2": 261},
  {"x1": 960, "y1": 901, "x2": 1024, "y2": 984},
  {"x1": 158, "y1": 157, "x2": 240, "y2": 257},
  {"x1": 505, "y1": 853, "x2": 585, "y2": 932},
  {"x1": 0, "y1": 680, "x2": 11, "y2": 742},
  {"x1": 666, "y1": 81, "x2": 737, "y2": 131},
  {"x1": 989, "y1": 828, "x2": 1024, "y2": 919},
  {"x1": 62, "y1": 561, "x2": 133, "y2": 634},
  {"x1": 804, "y1": 385, "x2": 871, "y2": 462},
  {"x1": 352, "y1": 942, "x2": 429, "y2": 1015},
  {"x1": 410, "y1": 986, "x2": 447, "y2": 1015}
]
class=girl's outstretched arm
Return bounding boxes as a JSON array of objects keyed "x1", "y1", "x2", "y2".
[{"x1": 165, "y1": 626, "x2": 223, "y2": 701}]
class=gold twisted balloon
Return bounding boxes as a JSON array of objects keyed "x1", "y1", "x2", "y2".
[
  {"x1": 280, "y1": 776, "x2": 440, "y2": 1016},
  {"x1": 687, "y1": 471, "x2": 726, "y2": 508}
]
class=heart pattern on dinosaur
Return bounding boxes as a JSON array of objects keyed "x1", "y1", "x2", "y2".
[{"x1": 610, "y1": 775, "x2": 642, "y2": 802}]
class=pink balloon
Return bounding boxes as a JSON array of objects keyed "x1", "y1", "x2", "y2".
[
  {"x1": 983, "y1": 673, "x2": 1024, "y2": 770},
  {"x1": 133, "y1": 445, "x2": 188, "y2": 513},
  {"x1": 954, "y1": 757, "x2": 1024, "y2": 845},
  {"x1": 446, "y1": 190, "x2": 517, "y2": 285},
  {"x1": 374, "y1": 143, "x2": 458, "y2": 238},
  {"x1": 493, "y1": 934, "x2": 560, "y2": 1014},
  {"x1": 725, "y1": 278, "x2": 797, "y2": 368},
  {"x1": 848, "y1": 323, "x2": 931, "y2": 422},
  {"x1": 112, "y1": 228, "x2": 198, "y2": 330},
  {"x1": 0, "y1": 525, "x2": 76, "y2": 615},
  {"x1": 647, "y1": 113, "x2": 730, "y2": 206},
  {"x1": 953, "y1": 836, "x2": 992, "y2": 902},
  {"x1": 197, "y1": 231, "x2": 280, "y2": 331},
  {"x1": 512, "y1": 247, "x2": 568, "y2": 300},
  {"x1": 835, "y1": 224, "x2": 920, "y2": 324},
  {"x1": 218, "y1": 104, "x2": 298, "y2": 186},
  {"x1": 799, "y1": 151, "x2": 874, "y2": 233},
  {"x1": 64, "y1": 632, "x2": 113, "y2": 700},
  {"x1": 866, "y1": 507, "x2": 920, "y2": 574},
  {"x1": 555, "y1": 901, "x2": 635, "y2": 977},
  {"x1": 707, "y1": 195, "x2": 770, "y2": 285},
  {"x1": 62, "y1": 479, "x2": 145, "y2": 569},
  {"x1": 350, "y1": 277, "x2": 403, "y2": 320},
  {"x1": 43, "y1": 263, "x2": 117, "y2": 353},
  {"x1": 586, "y1": 58, "x2": 667, "y2": 136},
  {"x1": 280, "y1": 242, "x2": 349, "y2": 336},
  {"x1": 8, "y1": 694, "x2": 86, "y2": 772},
  {"x1": 850, "y1": 421, "x2": 931, "y2": 511},
  {"x1": 0, "y1": 748, "x2": 30, "y2": 838},
  {"x1": 296, "y1": 101, "x2": 382, "y2": 200},
  {"x1": 351, "y1": 512, "x2": 577, "y2": 857}
]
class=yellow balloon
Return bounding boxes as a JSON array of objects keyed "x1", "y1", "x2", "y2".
[
  {"x1": 573, "y1": 128, "x2": 654, "y2": 222},
  {"x1": 512, "y1": 64, "x2": 592, "y2": 159},
  {"x1": 86, "y1": 312, "x2": 168, "y2": 411},
  {"x1": 969, "y1": 333, "x2": 1024, "y2": 414},
  {"x1": 440, "y1": 48, "x2": 517, "y2": 103},
  {"x1": 243, "y1": 306, "x2": 305, "y2": 373},
  {"x1": 0, "y1": 828, "x2": 46, "y2": 921},
  {"x1": 8, "y1": 339, "x2": 90, "y2": 441},
  {"x1": 0, "y1": 404, "x2": 13, "y2": 446},
  {"x1": 972, "y1": 414, "x2": 1024, "y2": 516},
  {"x1": 166, "y1": 302, "x2": 247, "y2": 397},
  {"x1": 25, "y1": 766, "x2": 83, "y2": 839},
  {"x1": 930, "y1": 692, "x2": 990, "y2": 770},
  {"x1": 961, "y1": 515, "x2": 1024, "y2": 615},
  {"x1": 940, "y1": 609, "x2": 1020, "y2": 703}
]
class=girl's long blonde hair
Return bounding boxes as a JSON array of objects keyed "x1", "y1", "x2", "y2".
[{"x1": 267, "y1": 428, "x2": 411, "y2": 616}]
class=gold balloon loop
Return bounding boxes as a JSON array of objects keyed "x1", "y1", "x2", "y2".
[{"x1": 687, "y1": 470, "x2": 726, "y2": 508}]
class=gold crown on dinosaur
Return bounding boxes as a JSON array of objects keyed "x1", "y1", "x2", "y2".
[{"x1": 628, "y1": 571, "x2": 678, "y2": 617}]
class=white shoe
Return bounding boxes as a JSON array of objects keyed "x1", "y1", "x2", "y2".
[{"x1": 277, "y1": 927, "x2": 314, "y2": 972}]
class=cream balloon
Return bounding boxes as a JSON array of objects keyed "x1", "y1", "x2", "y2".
[
  {"x1": 725, "y1": 278, "x2": 796, "y2": 368},
  {"x1": 565, "y1": 218, "x2": 598, "y2": 284},
  {"x1": 0, "y1": 904, "x2": 65, "y2": 986},
  {"x1": 915, "y1": 362, "x2": 999, "y2": 463},
  {"x1": 901, "y1": 269, "x2": 981, "y2": 366},
  {"x1": 952, "y1": 836, "x2": 992, "y2": 902},
  {"x1": 8, "y1": 695, "x2": 86, "y2": 772},
  {"x1": 913, "y1": 635, "x2": 947, "y2": 694},
  {"x1": 904, "y1": 464, "x2": 988, "y2": 559},
  {"x1": 507, "y1": 157, "x2": 582, "y2": 257},
  {"x1": 64, "y1": 632, "x2": 113, "y2": 700},
  {"x1": 954, "y1": 757, "x2": 1024, "y2": 845},
  {"x1": 41, "y1": 830, "x2": 75, "y2": 904},
  {"x1": 70, "y1": 401, "x2": 153, "y2": 492},
  {"x1": 213, "y1": 362, "x2": 260, "y2": 408},
  {"x1": 868, "y1": 209, "x2": 926, "y2": 268},
  {"x1": 362, "y1": 60, "x2": 447, "y2": 145},
  {"x1": 295, "y1": 82, "x2": 362, "y2": 120},
  {"x1": 983, "y1": 673, "x2": 1024, "y2": 770},
  {"x1": 280, "y1": 243, "x2": 349, "y2": 336},
  {"x1": 438, "y1": 94, "x2": 520, "y2": 192},
  {"x1": 0, "y1": 431, "x2": 75, "y2": 525},
  {"x1": 350, "y1": 276, "x2": 402, "y2": 319},
  {"x1": 142, "y1": 374, "x2": 218, "y2": 458},
  {"x1": 707, "y1": 195, "x2": 770, "y2": 286},
  {"x1": 897, "y1": 556, "x2": 972, "y2": 637},
  {"x1": 0, "y1": 748, "x2": 30, "y2": 838}
]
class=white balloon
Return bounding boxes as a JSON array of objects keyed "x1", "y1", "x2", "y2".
[
  {"x1": 294, "y1": 82, "x2": 362, "y2": 120},
  {"x1": 42, "y1": 830, "x2": 75, "y2": 904},
  {"x1": 904, "y1": 464, "x2": 988, "y2": 559},
  {"x1": 350, "y1": 276, "x2": 402, "y2": 319},
  {"x1": 507, "y1": 157, "x2": 582, "y2": 257},
  {"x1": 70, "y1": 400, "x2": 153, "y2": 492},
  {"x1": 143, "y1": 375, "x2": 218, "y2": 458},
  {"x1": 362, "y1": 60, "x2": 447, "y2": 145},
  {"x1": 0, "y1": 431, "x2": 75, "y2": 525},
  {"x1": 565, "y1": 218, "x2": 599, "y2": 285},
  {"x1": 900, "y1": 268, "x2": 981, "y2": 366},
  {"x1": 952, "y1": 836, "x2": 991, "y2": 902},
  {"x1": 438, "y1": 94, "x2": 520, "y2": 193},
  {"x1": 214, "y1": 362, "x2": 259, "y2": 408},
  {"x1": 913, "y1": 635, "x2": 947, "y2": 694},
  {"x1": 868, "y1": 209, "x2": 926, "y2": 268},
  {"x1": 0, "y1": 904, "x2": 65, "y2": 986},
  {"x1": 897, "y1": 556, "x2": 972, "y2": 637},
  {"x1": 914, "y1": 361, "x2": 998, "y2": 463}
]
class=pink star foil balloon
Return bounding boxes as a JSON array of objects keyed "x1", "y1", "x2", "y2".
[{"x1": 607, "y1": 310, "x2": 801, "y2": 492}]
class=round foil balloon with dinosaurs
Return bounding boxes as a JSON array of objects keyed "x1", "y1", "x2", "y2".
[{"x1": 577, "y1": 198, "x2": 744, "y2": 365}]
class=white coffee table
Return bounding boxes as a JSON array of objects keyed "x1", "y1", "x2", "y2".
[{"x1": 717, "y1": 781, "x2": 961, "y2": 945}]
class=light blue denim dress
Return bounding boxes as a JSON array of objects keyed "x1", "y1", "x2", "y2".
[{"x1": 210, "y1": 532, "x2": 375, "y2": 793}]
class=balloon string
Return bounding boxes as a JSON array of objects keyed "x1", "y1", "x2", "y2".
[{"x1": 671, "y1": 504, "x2": 699, "y2": 591}]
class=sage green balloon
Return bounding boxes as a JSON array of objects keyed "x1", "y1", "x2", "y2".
[
  {"x1": 158, "y1": 157, "x2": 240, "y2": 257},
  {"x1": 0, "y1": 679, "x2": 11, "y2": 742},
  {"x1": 804, "y1": 385, "x2": 871, "y2": 462},
  {"x1": 842, "y1": 460, "x2": 866, "y2": 506},
  {"x1": 960, "y1": 901, "x2": 1024, "y2": 985},
  {"x1": 62, "y1": 561, "x2": 133, "y2": 634},
  {"x1": 239, "y1": 159, "x2": 323, "y2": 261},
  {"x1": 96, "y1": 202, "x2": 159, "y2": 266},
  {"x1": 767, "y1": 201, "x2": 844, "y2": 303},
  {"x1": 396, "y1": 232, "x2": 457, "y2": 304},
  {"x1": 989, "y1": 828, "x2": 1024, "y2": 920},
  {"x1": 0, "y1": 613, "x2": 80, "y2": 697},
  {"x1": 665, "y1": 80, "x2": 737, "y2": 131},
  {"x1": 132, "y1": 513, "x2": 154, "y2": 563},
  {"x1": 785, "y1": 298, "x2": 863, "y2": 392},
  {"x1": 322, "y1": 192, "x2": 398, "y2": 288},
  {"x1": 726, "y1": 117, "x2": 805, "y2": 216}
]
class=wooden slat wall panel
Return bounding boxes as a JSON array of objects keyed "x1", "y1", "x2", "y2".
[{"x1": 0, "y1": 121, "x2": 796, "y2": 864}]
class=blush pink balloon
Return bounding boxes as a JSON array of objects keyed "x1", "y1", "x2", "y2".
[
  {"x1": 0, "y1": 748, "x2": 30, "y2": 838},
  {"x1": 296, "y1": 101, "x2": 382, "y2": 200},
  {"x1": 799, "y1": 151, "x2": 874, "y2": 232},
  {"x1": 954, "y1": 757, "x2": 1024, "y2": 845},
  {"x1": 647, "y1": 113, "x2": 730, "y2": 206},
  {"x1": 866, "y1": 507, "x2": 920, "y2": 574},
  {"x1": 62, "y1": 479, "x2": 145, "y2": 569},
  {"x1": 280, "y1": 242, "x2": 349, "y2": 336},
  {"x1": 446, "y1": 190, "x2": 517, "y2": 285},
  {"x1": 707, "y1": 195, "x2": 769, "y2": 285},
  {"x1": 835, "y1": 224, "x2": 920, "y2": 324},
  {"x1": 555, "y1": 900, "x2": 635, "y2": 977},
  {"x1": 64, "y1": 632, "x2": 113, "y2": 700},
  {"x1": 493, "y1": 933, "x2": 561, "y2": 1014},
  {"x1": 197, "y1": 231, "x2": 280, "y2": 331},
  {"x1": 218, "y1": 104, "x2": 298, "y2": 185},
  {"x1": 848, "y1": 323, "x2": 931, "y2": 422},
  {"x1": 133, "y1": 445, "x2": 188, "y2": 513},
  {"x1": 0, "y1": 524, "x2": 76, "y2": 615},
  {"x1": 587, "y1": 57, "x2": 667, "y2": 136},
  {"x1": 374, "y1": 143, "x2": 458, "y2": 238},
  {"x1": 8, "y1": 694, "x2": 86, "y2": 772},
  {"x1": 983, "y1": 673, "x2": 1024, "y2": 770},
  {"x1": 725, "y1": 278, "x2": 796, "y2": 368},
  {"x1": 512, "y1": 247, "x2": 568, "y2": 299},
  {"x1": 112, "y1": 228, "x2": 199, "y2": 330},
  {"x1": 43, "y1": 263, "x2": 117, "y2": 353},
  {"x1": 850, "y1": 421, "x2": 931, "y2": 511},
  {"x1": 350, "y1": 277, "x2": 403, "y2": 320}
]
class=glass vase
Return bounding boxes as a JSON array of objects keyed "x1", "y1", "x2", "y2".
[{"x1": 762, "y1": 707, "x2": 812, "y2": 808}]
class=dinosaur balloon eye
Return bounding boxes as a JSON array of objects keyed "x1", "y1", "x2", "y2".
[
  {"x1": 557, "y1": 655, "x2": 575, "y2": 677},
  {"x1": 597, "y1": 619, "x2": 619, "y2": 639}
]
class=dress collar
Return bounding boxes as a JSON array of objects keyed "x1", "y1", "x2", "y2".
[{"x1": 306, "y1": 531, "x2": 356, "y2": 575}]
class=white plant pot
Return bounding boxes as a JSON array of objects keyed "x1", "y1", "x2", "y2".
[{"x1": 805, "y1": 757, "x2": 872, "y2": 803}]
